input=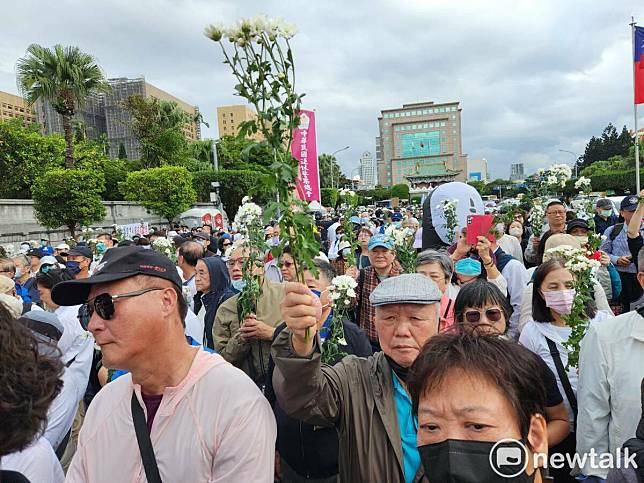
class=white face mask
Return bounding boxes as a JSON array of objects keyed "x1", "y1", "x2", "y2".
[
  {"x1": 575, "y1": 236, "x2": 589, "y2": 245},
  {"x1": 508, "y1": 227, "x2": 523, "y2": 237}
]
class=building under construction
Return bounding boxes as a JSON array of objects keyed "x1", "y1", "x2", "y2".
[{"x1": 35, "y1": 77, "x2": 201, "y2": 160}]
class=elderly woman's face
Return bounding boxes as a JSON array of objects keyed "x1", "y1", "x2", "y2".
[
  {"x1": 417, "y1": 368, "x2": 522, "y2": 446},
  {"x1": 375, "y1": 303, "x2": 439, "y2": 368},
  {"x1": 460, "y1": 303, "x2": 507, "y2": 335},
  {"x1": 416, "y1": 262, "x2": 448, "y2": 293}
]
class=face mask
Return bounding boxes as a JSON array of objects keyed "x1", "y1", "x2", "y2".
[
  {"x1": 542, "y1": 289, "x2": 576, "y2": 315},
  {"x1": 271, "y1": 236, "x2": 279, "y2": 246},
  {"x1": 14, "y1": 267, "x2": 23, "y2": 279},
  {"x1": 419, "y1": 439, "x2": 536, "y2": 483},
  {"x1": 601, "y1": 209, "x2": 613, "y2": 217},
  {"x1": 65, "y1": 260, "x2": 81, "y2": 275},
  {"x1": 509, "y1": 227, "x2": 523, "y2": 237},
  {"x1": 96, "y1": 242, "x2": 107, "y2": 254},
  {"x1": 231, "y1": 279, "x2": 246, "y2": 291},
  {"x1": 574, "y1": 236, "x2": 588, "y2": 245},
  {"x1": 341, "y1": 248, "x2": 352, "y2": 258}
]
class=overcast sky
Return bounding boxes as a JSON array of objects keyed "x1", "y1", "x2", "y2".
[{"x1": 1, "y1": 0, "x2": 643, "y2": 179}]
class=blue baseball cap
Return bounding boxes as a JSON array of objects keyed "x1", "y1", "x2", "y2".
[
  {"x1": 391, "y1": 212, "x2": 403, "y2": 222},
  {"x1": 368, "y1": 234, "x2": 394, "y2": 251}
]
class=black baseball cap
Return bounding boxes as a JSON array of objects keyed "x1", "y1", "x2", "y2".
[
  {"x1": 26, "y1": 248, "x2": 44, "y2": 259},
  {"x1": 51, "y1": 246, "x2": 182, "y2": 306},
  {"x1": 566, "y1": 219, "x2": 590, "y2": 233},
  {"x1": 620, "y1": 195, "x2": 640, "y2": 212},
  {"x1": 67, "y1": 246, "x2": 93, "y2": 259}
]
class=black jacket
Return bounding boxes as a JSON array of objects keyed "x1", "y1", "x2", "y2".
[
  {"x1": 266, "y1": 318, "x2": 372, "y2": 479},
  {"x1": 594, "y1": 213, "x2": 619, "y2": 235},
  {"x1": 194, "y1": 257, "x2": 233, "y2": 349}
]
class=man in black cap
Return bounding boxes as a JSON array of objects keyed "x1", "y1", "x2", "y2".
[
  {"x1": 26, "y1": 248, "x2": 44, "y2": 274},
  {"x1": 193, "y1": 232, "x2": 216, "y2": 257},
  {"x1": 65, "y1": 246, "x2": 93, "y2": 280},
  {"x1": 52, "y1": 246, "x2": 276, "y2": 482},
  {"x1": 594, "y1": 198, "x2": 618, "y2": 235},
  {"x1": 600, "y1": 194, "x2": 644, "y2": 311}
]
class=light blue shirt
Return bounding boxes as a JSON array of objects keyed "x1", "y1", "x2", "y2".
[{"x1": 392, "y1": 372, "x2": 421, "y2": 483}]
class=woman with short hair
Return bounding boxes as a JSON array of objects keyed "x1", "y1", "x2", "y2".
[{"x1": 408, "y1": 331, "x2": 549, "y2": 482}]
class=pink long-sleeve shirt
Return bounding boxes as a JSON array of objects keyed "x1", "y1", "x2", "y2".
[{"x1": 66, "y1": 348, "x2": 276, "y2": 482}]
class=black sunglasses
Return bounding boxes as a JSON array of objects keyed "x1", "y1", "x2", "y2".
[
  {"x1": 464, "y1": 308, "x2": 503, "y2": 323},
  {"x1": 87, "y1": 287, "x2": 164, "y2": 320}
]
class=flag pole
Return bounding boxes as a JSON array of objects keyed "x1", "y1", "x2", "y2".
[{"x1": 632, "y1": 16, "x2": 641, "y2": 193}]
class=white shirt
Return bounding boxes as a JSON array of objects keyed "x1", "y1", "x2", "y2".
[
  {"x1": 46, "y1": 306, "x2": 94, "y2": 450},
  {"x1": 575, "y1": 310, "x2": 644, "y2": 479},
  {"x1": 2, "y1": 437, "x2": 64, "y2": 483},
  {"x1": 185, "y1": 308, "x2": 205, "y2": 344},
  {"x1": 519, "y1": 312, "x2": 609, "y2": 424},
  {"x1": 497, "y1": 234, "x2": 524, "y2": 265},
  {"x1": 500, "y1": 258, "x2": 529, "y2": 339}
]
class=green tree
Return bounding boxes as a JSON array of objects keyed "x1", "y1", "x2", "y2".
[
  {"x1": 122, "y1": 95, "x2": 192, "y2": 168},
  {"x1": 318, "y1": 153, "x2": 349, "y2": 188},
  {"x1": 579, "y1": 123, "x2": 632, "y2": 170},
  {"x1": 0, "y1": 119, "x2": 65, "y2": 198},
  {"x1": 321, "y1": 188, "x2": 338, "y2": 207},
  {"x1": 121, "y1": 166, "x2": 197, "y2": 223},
  {"x1": 390, "y1": 183, "x2": 410, "y2": 200},
  {"x1": 191, "y1": 169, "x2": 272, "y2": 218},
  {"x1": 16, "y1": 44, "x2": 110, "y2": 168},
  {"x1": 32, "y1": 168, "x2": 106, "y2": 236}
]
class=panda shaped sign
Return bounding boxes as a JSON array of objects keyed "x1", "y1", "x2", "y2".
[{"x1": 421, "y1": 182, "x2": 485, "y2": 249}]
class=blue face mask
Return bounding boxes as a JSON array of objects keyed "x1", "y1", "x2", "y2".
[
  {"x1": 96, "y1": 242, "x2": 107, "y2": 254},
  {"x1": 310, "y1": 289, "x2": 321, "y2": 298},
  {"x1": 232, "y1": 279, "x2": 246, "y2": 291},
  {"x1": 65, "y1": 260, "x2": 81, "y2": 275}
]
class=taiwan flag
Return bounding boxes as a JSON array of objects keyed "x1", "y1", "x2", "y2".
[{"x1": 635, "y1": 26, "x2": 644, "y2": 104}]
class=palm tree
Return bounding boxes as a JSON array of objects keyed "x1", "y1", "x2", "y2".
[{"x1": 16, "y1": 44, "x2": 110, "y2": 168}]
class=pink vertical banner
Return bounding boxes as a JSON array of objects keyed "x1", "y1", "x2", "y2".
[{"x1": 291, "y1": 110, "x2": 320, "y2": 202}]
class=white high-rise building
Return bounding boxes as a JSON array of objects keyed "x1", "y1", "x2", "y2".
[{"x1": 360, "y1": 151, "x2": 377, "y2": 189}]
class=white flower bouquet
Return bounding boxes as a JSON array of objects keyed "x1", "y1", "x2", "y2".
[
  {"x1": 152, "y1": 237, "x2": 177, "y2": 263},
  {"x1": 322, "y1": 275, "x2": 359, "y2": 364}
]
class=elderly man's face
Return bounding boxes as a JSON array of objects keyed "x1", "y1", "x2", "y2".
[
  {"x1": 369, "y1": 247, "x2": 395, "y2": 271},
  {"x1": 375, "y1": 303, "x2": 439, "y2": 368},
  {"x1": 87, "y1": 277, "x2": 170, "y2": 370}
]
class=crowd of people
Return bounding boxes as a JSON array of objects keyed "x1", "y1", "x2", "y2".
[{"x1": 0, "y1": 192, "x2": 643, "y2": 483}]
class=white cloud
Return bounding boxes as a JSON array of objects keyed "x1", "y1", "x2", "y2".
[{"x1": 1, "y1": 0, "x2": 643, "y2": 179}]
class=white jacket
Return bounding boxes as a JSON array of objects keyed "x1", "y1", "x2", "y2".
[
  {"x1": 66, "y1": 349, "x2": 276, "y2": 482},
  {"x1": 575, "y1": 310, "x2": 644, "y2": 479}
]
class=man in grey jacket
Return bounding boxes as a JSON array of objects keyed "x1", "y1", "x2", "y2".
[{"x1": 271, "y1": 273, "x2": 441, "y2": 483}]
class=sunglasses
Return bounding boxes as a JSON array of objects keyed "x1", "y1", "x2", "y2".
[
  {"x1": 463, "y1": 308, "x2": 503, "y2": 323},
  {"x1": 87, "y1": 287, "x2": 164, "y2": 320},
  {"x1": 222, "y1": 242, "x2": 232, "y2": 247}
]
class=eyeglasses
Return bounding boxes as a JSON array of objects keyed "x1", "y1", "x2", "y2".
[
  {"x1": 226, "y1": 258, "x2": 247, "y2": 268},
  {"x1": 463, "y1": 308, "x2": 503, "y2": 323},
  {"x1": 280, "y1": 260, "x2": 294, "y2": 269},
  {"x1": 222, "y1": 242, "x2": 232, "y2": 247},
  {"x1": 547, "y1": 211, "x2": 566, "y2": 217},
  {"x1": 87, "y1": 287, "x2": 164, "y2": 320}
]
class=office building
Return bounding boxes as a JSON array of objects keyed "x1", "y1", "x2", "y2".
[
  {"x1": 0, "y1": 90, "x2": 36, "y2": 126},
  {"x1": 216, "y1": 104, "x2": 263, "y2": 141},
  {"x1": 467, "y1": 158, "x2": 489, "y2": 183},
  {"x1": 375, "y1": 136, "x2": 384, "y2": 187},
  {"x1": 376, "y1": 101, "x2": 467, "y2": 188},
  {"x1": 360, "y1": 151, "x2": 377, "y2": 189},
  {"x1": 35, "y1": 77, "x2": 200, "y2": 159},
  {"x1": 510, "y1": 163, "x2": 525, "y2": 182}
]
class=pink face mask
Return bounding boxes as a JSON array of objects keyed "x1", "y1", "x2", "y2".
[{"x1": 542, "y1": 289, "x2": 576, "y2": 315}]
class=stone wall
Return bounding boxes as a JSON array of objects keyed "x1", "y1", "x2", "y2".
[{"x1": 0, "y1": 199, "x2": 215, "y2": 243}]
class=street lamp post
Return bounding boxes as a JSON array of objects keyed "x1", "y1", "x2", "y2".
[
  {"x1": 559, "y1": 149, "x2": 579, "y2": 179},
  {"x1": 330, "y1": 146, "x2": 350, "y2": 189}
]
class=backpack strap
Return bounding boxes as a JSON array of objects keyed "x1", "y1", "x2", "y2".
[
  {"x1": 131, "y1": 392, "x2": 162, "y2": 483},
  {"x1": 544, "y1": 337, "x2": 578, "y2": 428},
  {"x1": 354, "y1": 268, "x2": 366, "y2": 326},
  {"x1": 609, "y1": 223, "x2": 624, "y2": 242}
]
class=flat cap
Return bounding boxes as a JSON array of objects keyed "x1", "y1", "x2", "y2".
[{"x1": 369, "y1": 273, "x2": 442, "y2": 307}]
